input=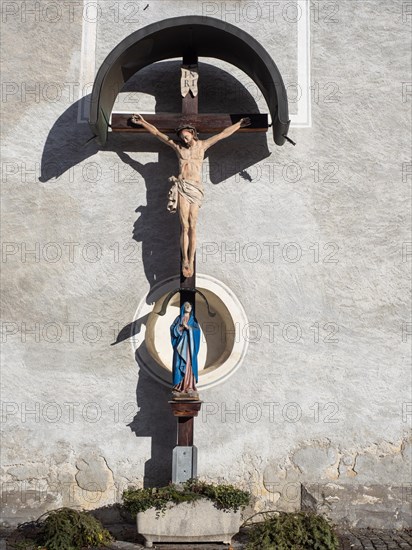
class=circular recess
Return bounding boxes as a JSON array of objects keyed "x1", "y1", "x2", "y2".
[{"x1": 132, "y1": 274, "x2": 248, "y2": 389}]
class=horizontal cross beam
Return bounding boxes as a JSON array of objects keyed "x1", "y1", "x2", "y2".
[{"x1": 110, "y1": 113, "x2": 268, "y2": 134}]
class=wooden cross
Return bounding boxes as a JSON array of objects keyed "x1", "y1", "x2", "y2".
[
  {"x1": 111, "y1": 52, "x2": 268, "y2": 293},
  {"x1": 115, "y1": 53, "x2": 268, "y2": 461}
]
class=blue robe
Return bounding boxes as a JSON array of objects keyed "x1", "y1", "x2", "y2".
[{"x1": 170, "y1": 305, "x2": 200, "y2": 385}]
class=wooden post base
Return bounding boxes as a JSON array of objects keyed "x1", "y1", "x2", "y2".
[{"x1": 169, "y1": 401, "x2": 202, "y2": 447}]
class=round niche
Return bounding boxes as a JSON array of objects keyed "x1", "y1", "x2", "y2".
[{"x1": 132, "y1": 274, "x2": 248, "y2": 389}]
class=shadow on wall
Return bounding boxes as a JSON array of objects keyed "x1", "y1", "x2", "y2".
[
  {"x1": 40, "y1": 60, "x2": 271, "y2": 294},
  {"x1": 128, "y1": 366, "x2": 177, "y2": 488},
  {"x1": 110, "y1": 311, "x2": 177, "y2": 487},
  {"x1": 40, "y1": 61, "x2": 271, "y2": 179},
  {"x1": 40, "y1": 61, "x2": 271, "y2": 296},
  {"x1": 39, "y1": 61, "x2": 271, "y2": 487}
]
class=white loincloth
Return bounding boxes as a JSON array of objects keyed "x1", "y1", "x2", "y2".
[{"x1": 167, "y1": 176, "x2": 204, "y2": 213}]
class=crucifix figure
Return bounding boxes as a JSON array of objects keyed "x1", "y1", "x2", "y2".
[{"x1": 130, "y1": 113, "x2": 251, "y2": 277}]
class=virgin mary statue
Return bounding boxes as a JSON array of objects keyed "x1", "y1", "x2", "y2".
[{"x1": 170, "y1": 301, "x2": 200, "y2": 398}]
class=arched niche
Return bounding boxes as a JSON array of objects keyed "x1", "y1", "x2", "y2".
[{"x1": 89, "y1": 16, "x2": 290, "y2": 146}]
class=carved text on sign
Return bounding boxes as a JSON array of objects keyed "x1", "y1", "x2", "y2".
[{"x1": 181, "y1": 65, "x2": 199, "y2": 97}]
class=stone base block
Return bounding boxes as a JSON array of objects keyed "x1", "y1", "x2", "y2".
[
  {"x1": 136, "y1": 499, "x2": 241, "y2": 547},
  {"x1": 302, "y1": 483, "x2": 411, "y2": 529}
]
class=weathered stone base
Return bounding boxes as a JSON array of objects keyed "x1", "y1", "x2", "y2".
[
  {"x1": 302, "y1": 484, "x2": 412, "y2": 529},
  {"x1": 136, "y1": 499, "x2": 241, "y2": 548}
]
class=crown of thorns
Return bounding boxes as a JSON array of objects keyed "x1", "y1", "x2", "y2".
[{"x1": 175, "y1": 124, "x2": 198, "y2": 138}]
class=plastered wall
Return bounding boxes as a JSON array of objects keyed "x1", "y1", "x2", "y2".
[{"x1": 1, "y1": 0, "x2": 411, "y2": 529}]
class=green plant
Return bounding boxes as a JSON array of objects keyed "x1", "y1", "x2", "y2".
[
  {"x1": 37, "y1": 507, "x2": 112, "y2": 550},
  {"x1": 122, "y1": 479, "x2": 251, "y2": 517},
  {"x1": 123, "y1": 484, "x2": 199, "y2": 517},
  {"x1": 245, "y1": 511, "x2": 339, "y2": 550},
  {"x1": 7, "y1": 509, "x2": 112, "y2": 550},
  {"x1": 184, "y1": 479, "x2": 251, "y2": 512}
]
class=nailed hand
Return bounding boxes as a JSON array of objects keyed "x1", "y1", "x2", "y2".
[
  {"x1": 130, "y1": 113, "x2": 144, "y2": 125},
  {"x1": 240, "y1": 117, "x2": 251, "y2": 127}
]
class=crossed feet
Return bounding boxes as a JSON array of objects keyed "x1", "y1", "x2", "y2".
[{"x1": 182, "y1": 260, "x2": 194, "y2": 278}]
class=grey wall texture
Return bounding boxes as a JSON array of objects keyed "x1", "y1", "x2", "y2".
[{"x1": 1, "y1": 0, "x2": 411, "y2": 530}]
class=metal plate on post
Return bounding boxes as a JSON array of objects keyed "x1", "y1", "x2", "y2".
[{"x1": 172, "y1": 446, "x2": 198, "y2": 484}]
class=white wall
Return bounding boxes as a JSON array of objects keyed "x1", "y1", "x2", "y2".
[{"x1": 1, "y1": 0, "x2": 411, "y2": 528}]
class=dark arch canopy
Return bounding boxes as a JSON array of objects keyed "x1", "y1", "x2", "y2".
[{"x1": 89, "y1": 16, "x2": 290, "y2": 146}]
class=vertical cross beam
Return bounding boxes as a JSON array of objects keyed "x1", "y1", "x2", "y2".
[
  {"x1": 180, "y1": 52, "x2": 198, "y2": 309},
  {"x1": 169, "y1": 54, "x2": 202, "y2": 486},
  {"x1": 169, "y1": 402, "x2": 202, "y2": 437},
  {"x1": 169, "y1": 401, "x2": 201, "y2": 483},
  {"x1": 174, "y1": 54, "x2": 201, "y2": 478},
  {"x1": 177, "y1": 417, "x2": 194, "y2": 446}
]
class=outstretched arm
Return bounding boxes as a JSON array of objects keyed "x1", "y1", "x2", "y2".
[
  {"x1": 130, "y1": 114, "x2": 178, "y2": 151},
  {"x1": 203, "y1": 117, "x2": 251, "y2": 151}
]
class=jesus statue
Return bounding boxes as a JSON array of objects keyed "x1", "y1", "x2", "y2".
[{"x1": 130, "y1": 114, "x2": 251, "y2": 278}]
